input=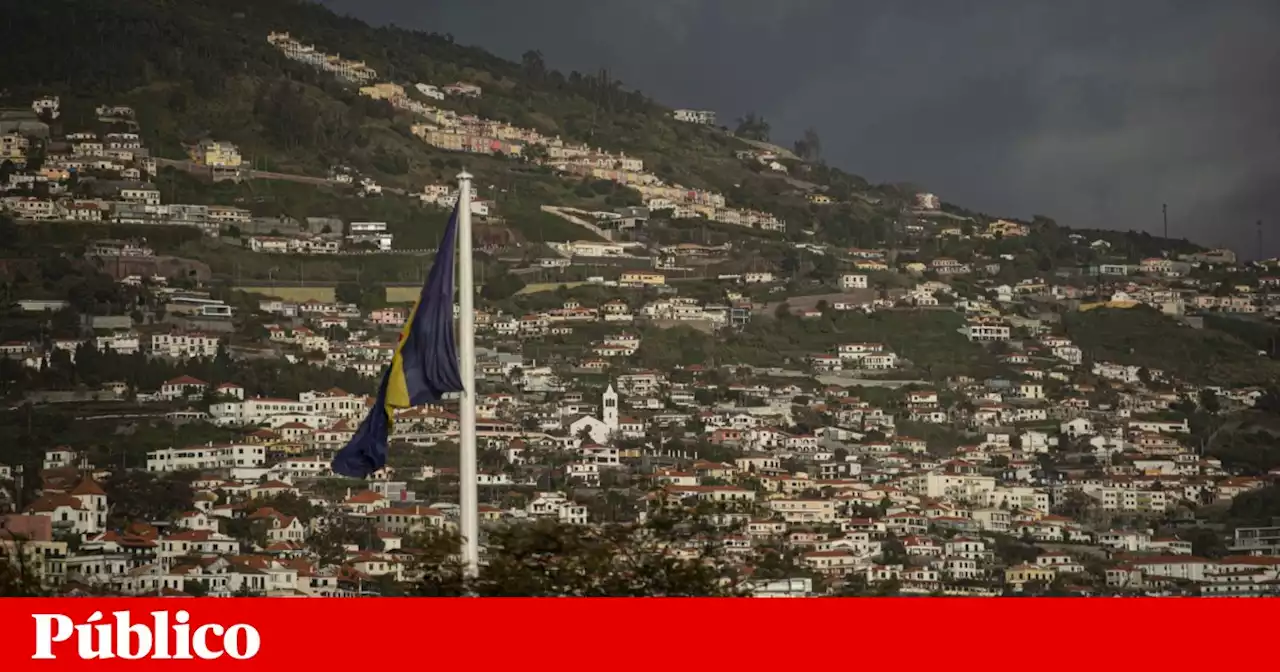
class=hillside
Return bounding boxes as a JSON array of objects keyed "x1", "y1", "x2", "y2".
[
  {"x1": 0, "y1": 0, "x2": 1224, "y2": 310},
  {"x1": 1064, "y1": 307, "x2": 1280, "y2": 387},
  {"x1": 0, "y1": 0, "x2": 890, "y2": 242},
  {"x1": 1, "y1": 0, "x2": 1215, "y2": 258}
]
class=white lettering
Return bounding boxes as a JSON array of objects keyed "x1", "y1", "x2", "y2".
[
  {"x1": 114, "y1": 611, "x2": 153, "y2": 660},
  {"x1": 223, "y1": 624, "x2": 261, "y2": 660},
  {"x1": 31, "y1": 614, "x2": 72, "y2": 660},
  {"x1": 173, "y1": 610, "x2": 192, "y2": 660},
  {"x1": 192, "y1": 624, "x2": 224, "y2": 660},
  {"x1": 30, "y1": 610, "x2": 259, "y2": 661},
  {"x1": 76, "y1": 611, "x2": 113, "y2": 660},
  {"x1": 151, "y1": 611, "x2": 170, "y2": 660}
]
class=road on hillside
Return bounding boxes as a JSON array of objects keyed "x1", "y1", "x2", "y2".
[{"x1": 154, "y1": 158, "x2": 408, "y2": 195}]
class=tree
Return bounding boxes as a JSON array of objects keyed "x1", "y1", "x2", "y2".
[
  {"x1": 993, "y1": 534, "x2": 1040, "y2": 565},
  {"x1": 773, "y1": 302, "x2": 792, "y2": 320},
  {"x1": 103, "y1": 471, "x2": 194, "y2": 525},
  {"x1": 793, "y1": 127, "x2": 822, "y2": 162},
  {"x1": 734, "y1": 113, "x2": 771, "y2": 142},
  {"x1": 1178, "y1": 527, "x2": 1227, "y2": 558},
  {"x1": 878, "y1": 535, "x2": 908, "y2": 565},
  {"x1": 1198, "y1": 388, "x2": 1221, "y2": 414},
  {"x1": 335, "y1": 282, "x2": 364, "y2": 306},
  {"x1": 481, "y1": 266, "x2": 526, "y2": 301},
  {"x1": 521, "y1": 50, "x2": 547, "y2": 81},
  {"x1": 1054, "y1": 491, "x2": 1096, "y2": 519},
  {"x1": 224, "y1": 516, "x2": 269, "y2": 549},
  {"x1": 307, "y1": 513, "x2": 375, "y2": 567},
  {"x1": 871, "y1": 577, "x2": 901, "y2": 596},
  {"x1": 1171, "y1": 395, "x2": 1197, "y2": 416},
  {"x1": 253, "y1": 492, "x2": 321, "y2": 523},
  {"x1": 1228, "y1": 485, "x2": 1280, "y2": 525},
  {"x1": 0, "y1": 539, "x2": 48, "y2": 596},
  {"x1": 413, "y1": 515, "x2": 740, "y2": 597},
  {"x1": 1255, "y1": 387, "x2": 1280, "y2": 415}
]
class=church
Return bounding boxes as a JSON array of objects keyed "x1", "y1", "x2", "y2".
[{"x1": 566, "y1": 384, "x2": 618, "y2": 445}]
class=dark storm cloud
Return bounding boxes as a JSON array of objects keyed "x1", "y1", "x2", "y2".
[{"x1": 319, "y1": 0, "x2": 1280, "y2": 256}]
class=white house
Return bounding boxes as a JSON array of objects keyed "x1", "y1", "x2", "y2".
[
  {"x1": 70, "y1": 476, "x2": 109, "y2": 533},
  {"x1": 672, "y1": 109, "x2": 716, "y2": 125},
  {"x1": 966, "y1": 320, "x2": 1011, "y2": 342},
  {"x1": 26, "y1": 493, "x2": 94, "y2": 536},
  {"x1": 840, "y1": 274, "x2": 868, "y2": 290},
  {"x1": 146, "y1": 443, "x2": 266, "y2": 472},
  {"x1": 161, "y1": 375, "x2": 208, "y2": 400}
]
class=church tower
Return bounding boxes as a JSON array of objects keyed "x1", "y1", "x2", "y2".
[{"x1": 602, "y1": 383, "x2": 619, "y2": 431}]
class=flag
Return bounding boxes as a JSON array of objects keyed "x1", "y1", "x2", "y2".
[{"x1": 331, "y1": 204, "x2": 464, "y2": 478}]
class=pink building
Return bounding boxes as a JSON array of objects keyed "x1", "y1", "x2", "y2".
[{"x1": 369, "y1": 308, "x2": 407, "y2": 326}]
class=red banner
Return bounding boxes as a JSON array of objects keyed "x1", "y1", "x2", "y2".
[{"x1": 0, "y1": 598, "x2": 1271, "y2": 669}]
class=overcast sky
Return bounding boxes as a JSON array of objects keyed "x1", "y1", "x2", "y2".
[{"x1": 319, "y1": 0, "x2": 1280, "y2": 256}]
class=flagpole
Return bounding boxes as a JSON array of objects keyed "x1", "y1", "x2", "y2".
[{"x1": 456, "y1": 170, "x2": 479, "y2": 578}]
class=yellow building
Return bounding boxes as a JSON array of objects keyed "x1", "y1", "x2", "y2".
[
  {"x1": 984, "y1": 219, "x2": 1029, "y2": 238},
  {"x1": 419, "y1": 128, "x2": 465, "y2": 152},
  {"x1": 1, "y1": 132, "x2": 30, "y2": 162},
  {"x1": 359, "y1": 82, "x2": 406, "y2": 101},
  {"x1": 190, "y1": 140, "x2": 242, "y2": 168},
  {"x1": 1078, "y1": 300, "x2": 1139, "y2": 312},
  {"x1": 1004, "y1": 563, "x2": 1056, "y2": 587},
  {"x1": 619, "y1": 271, "x2": 666, "y2": 287},
  {"x1": 807, "y1": 193, "x2": 833, "y2": 205}
]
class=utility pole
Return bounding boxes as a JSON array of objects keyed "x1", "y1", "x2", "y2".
[
  {"x1": 14, "y1": 464, "x2": 24, "y2": 512},
  {"x1": 1257, "y1": 220, "x2": 1263, "y2": 261}
]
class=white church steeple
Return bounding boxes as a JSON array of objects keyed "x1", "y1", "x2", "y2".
[{"x1": 602, "y1": 383, "x2": 618, "y2": 431}]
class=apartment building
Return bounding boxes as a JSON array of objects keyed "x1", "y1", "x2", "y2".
[{"x1": 146, "y1": 443, "x2": 267, "y2": 472}]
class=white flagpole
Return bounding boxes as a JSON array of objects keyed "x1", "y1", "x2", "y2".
[{"x1": 456, "y1": 170, "x2": 479, "y2": 579}]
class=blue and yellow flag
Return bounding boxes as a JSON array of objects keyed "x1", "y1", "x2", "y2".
[{"x1": 332, "y1": 204, "x2": 464, "y2": 478}]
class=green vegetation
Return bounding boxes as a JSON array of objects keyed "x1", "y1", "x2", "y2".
[
  {"x1": 20, "y1": 343, "x2": 375, "y2": 399},
  {"x1": 7, "y1": 217, "x2": 204, "y2": 252},
  {"x1": 502, "y1": 293, "x2": 1002, "y2": 378},
  {"x1": 0, "y1": 0, "x2": 917, "y2": 248},
  {"x1": 174, "y1": 238, "x2": 440, "y2": 285},
  {"x1": 1202, "y1": 313, "x2": 1280, "y2": 359},
  {"x1": 158, "y1": 168, "x2": 451, "y2": 247},
  {"x1": 746, "y1": 310, "x2": 1001, "y2": 377},
  {"x1": 1071, "y1": 227, "x2": 1204, "y2": 259},
  {"x1": 632, "y1": 325, "x2": 771, "y2": 369},
  {"x1": 0, "y1": 339, "x2": 385, "y2": 487},
  {"x1": 1064, "y1": 307, "x2": 1280, "y2": 386},
  {"x1": 0, "y1": 403, "x2": 237, "y2": 502},
  {"x1": 1208, "y1": 411, "x2": 1280, "y2": 475},
  {"x1": 1228, "y1": 485, "x2": 1280, "y2": 527},
  {"x1": 0, "y1": 547, "x2": 49, "y2": 596},
  {"x1": 608, "y1": 309, "x2": 1000, "y2": 378},
  {"x1": 0, "y1": 0, "x2": 1209, "y2": 262},
  {"x1": 103, "y1": 470, "x2": 198, "y2": 526},
  {"x1": 157, "y1": 167, "x2": 600, "y2": 246},
  {"x1": 411, "y1": 514, "x2": 740, "y2": 597},
  {"x1": 0, "y1": 219, "x2": 153, "y2": 341},
  {"x1": 0, "y1": 220, "x2": 528, "y2": 292}
]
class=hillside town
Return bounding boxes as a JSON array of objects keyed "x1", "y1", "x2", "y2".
[{"x1": 3, "y1": 20, "x2": 1280, "y2": 599}]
